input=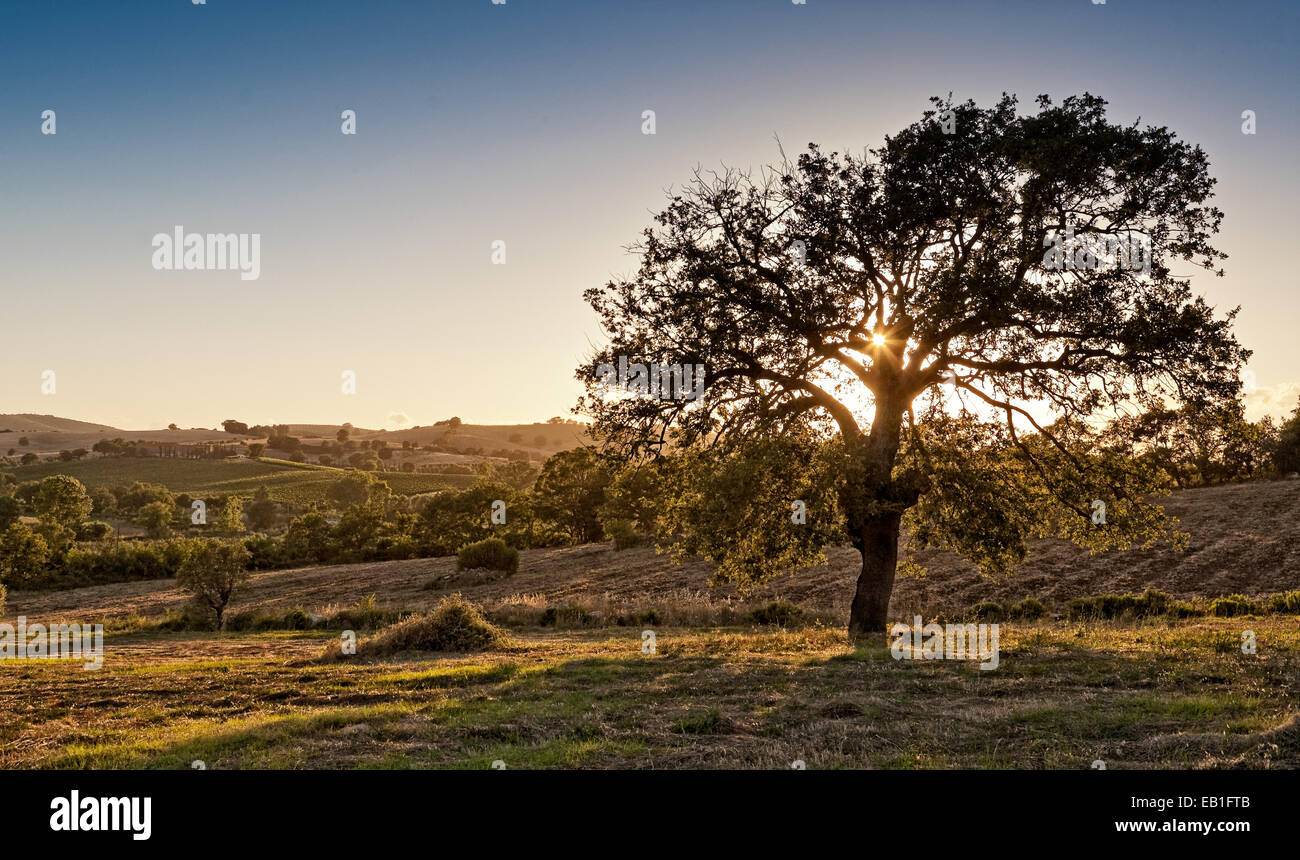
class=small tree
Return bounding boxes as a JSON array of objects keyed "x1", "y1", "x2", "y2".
[
  {"x1": 135, "y1": 500, "x2": 174, "y2": 538},
  {"x1": 247, "y1": 443, "x2": 265, "y2": 458},
  {"x1": 176, "y1": 540, "x2": 251, "y2": 629},
  {"x1": 246, "y1": 487, "x2": 277, "y2": 531},
  {"x1": 33, "y1": 476, "x2": 93, "y2": 550},
  {"x1": 218, "y1": 496, "x2": 246, "y2": 533},
  {"x1": 534, "y1": 448, "x2": 612, "y2": 543}
]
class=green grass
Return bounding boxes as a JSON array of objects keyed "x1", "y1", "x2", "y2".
[{"x1": 2, "y1": 618, "x2": 1295, "y2": 770}]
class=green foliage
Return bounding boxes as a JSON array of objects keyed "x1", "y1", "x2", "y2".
[
  {"x1": 532, "y1": 448, "x2": 612, "y2": 543},
  {"x1": 905, "y1": 413, "x2": 1182, "y2": 579},
  {"x1": 597, "y1": 460, "x2": 666, "y2": 545},
  {"x1": 418, "y1": 482, "x2": 517, "y2": 555},
  {"x1": 34, "y1": 475, "x2": 93, "y2": 534},
  {"x1": 115, "y1": 481, "x2": 176, "y2": 516},
  {"x1": 1209, "y1": 593, "x2": 1259, "y2": 618},
  {"x1": 0, "y1": 495, "x2": 20, "y2": 530},
  {"x1": 217, "y1": 495, "x2": 246, "y2": 533},
  {"x1": 0, "y1": 523, "x2": 52, "y2": 588},
  {"x1": 602, "y1": 517, "x2": 641, "y2": 550},
  {"x1": 282, "y1": 511, "x2": 333, "y2": 564},
  {"x1": 655, "y1": 436, "x2": 843, "y2": 592},
  {"x1": 246, "y1": 488, "x2": 278, "y2": 531},
  {"x1": 1066, "y1": 589, "x2": 1180, "y2": 621},
  {"x1": 176, "y1": 540, "x2": 252, "y2": 628},
  {"x1": 1267, "y1": 591, "x2": 1300, "y2": 614},
  {"x1": 328, "y1": 472, "x2": 390, "y2": 509},
  {"x1": 135, "y1": 500, "x2": 175, "y2": 538},
  {"x1": 457, "y1": 537, "x2": 519, "y2": 574},
  {"x1": 59, "y1": 538, "x2": 203, "y2": 589}
]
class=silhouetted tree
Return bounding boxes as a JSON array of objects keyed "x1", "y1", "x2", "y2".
[{"x1": 579, "y1": 94, "x2": 1246, "y2": 635}]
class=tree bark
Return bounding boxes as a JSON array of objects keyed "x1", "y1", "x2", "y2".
[{"x1": 848, "y1": 510, "x2": 902, "y2": 638}]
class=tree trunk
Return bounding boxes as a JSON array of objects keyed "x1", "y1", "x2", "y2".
[{"x1": 848, "y1": 510, "x2": 902, "y2": 638}]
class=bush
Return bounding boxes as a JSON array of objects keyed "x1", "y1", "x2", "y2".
[
  {"x1": 155, "y1": 599, "x2": 217, "y2": 632},
  {"x1": 327, "y1": 594, "x2": 505, "y2": 658},
  {"x1": 59, "y1": 538, "x2": 202, "y2": 589},
  {"x1": 1209, "y1": 594, "x2": 1259, "y2": 618},
  {"x1": 323, "y1": 594, "x2": 407, "y2": 631},
  {"x1": 456, "y1": 537, "x2": 518, "y2": 574},
  {"x1": 1267, "y1": 591, "x2": 1300, "y2": 614},
  {"x1": 616, "y1": 609, "x2": 661, "y2": 627},
  {"x1": 970, "y1": 601, "x2": 1005, "y2": 622},
  {"x1": 604, "y1": 517, "x2": 641, "y2": 551},
  {"x1": 226, "y1": 606, "x2": 313, "y2": 632},
  {"x1": 1008, "y1": 598, "x2": 1046, "y2": 620},
  {"x1": 539, "y1": 605, "x2": 594, "y2": 628},
  {"x1": 1065, "y1": 590, "x2": 1177, "y2": 621},
  {"x1": 747, "y1": 601, "x2": 804, "y2": 627}
]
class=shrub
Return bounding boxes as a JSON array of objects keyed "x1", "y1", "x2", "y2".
[
  {"x1": 1267, "y1": 591, "x2": 1300, "y2": 614},
  {"x1": 323, "y1": 594, "x2": 407, "y2": 631},
  {"x1": 327, "y1": 594, "x2": 505, "y2": 658},
  {"x1": 1008, "y1": 598, "x2": 1046, "y2": 620},
  {"x1": 457, "y1": 537, "x2": 518, "y2": 574},
  {"x1": 970, "y1": 601, "x2": 1005, "y2": 622},
  {"x1": 243, "y1": 535, "x2": 284, "y2": 570},
  {"x1": 227, "y1": 606, "x2": 313, "y2": 632},
  {"x1": 538, "y1": 605, "x2": 593, "y2": 628},
  {"x1": 1209, "y1": 594, "x2": 1258, "y2": 618},
  {"x1": 616, "y1": 609, "x2": 662, "y2": 627},
  {"x1": 747, "y1": 601, "x2": 804, "y2": 627},
  {"x1": 1065, "y1": 590, "x2": 1177, "y2": 621},
  {"x1": 603, "y1": 517, "x2": 641, "y2": 550},
  {"x1": 155, "y1": 599, "x2": 217, "y2": 632}
]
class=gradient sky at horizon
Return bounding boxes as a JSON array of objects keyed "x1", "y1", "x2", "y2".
[{"x1": 1, "y1": 0, "x2": 1296, "y2": 430}]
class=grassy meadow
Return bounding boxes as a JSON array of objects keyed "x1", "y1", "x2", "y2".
[{"x1": 1, "y1": 617, "x2": 1295, "y2": 770}]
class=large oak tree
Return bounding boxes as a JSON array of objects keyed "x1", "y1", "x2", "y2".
[{"x1": 578, "y1": 94, "x2": 1247, "y2": 636}]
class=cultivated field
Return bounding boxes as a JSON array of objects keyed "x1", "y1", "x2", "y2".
[{"x1": 4, "y1": 457, "x2": 473, "y2": 504}]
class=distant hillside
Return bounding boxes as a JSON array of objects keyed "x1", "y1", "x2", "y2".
[
  {"x1": 0, "y1": 414, "x2": 592, "y2": 459},
  {"x1": 0, "y1": 414, "x2": 119, "y2": 434}
]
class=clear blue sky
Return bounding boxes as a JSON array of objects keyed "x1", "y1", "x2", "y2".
[{"x1": 0, "y1": 0, "x2": 1295, "y2": 429}]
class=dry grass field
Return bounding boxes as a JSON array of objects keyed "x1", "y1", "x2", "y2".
[
  {"x1": 1, "y1": 621, "x2": 1295, "y2": 770},
  {"x1": 1, "y1": 479, "x2": 1296, "y2": 770}
]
